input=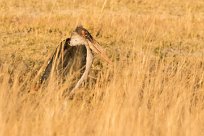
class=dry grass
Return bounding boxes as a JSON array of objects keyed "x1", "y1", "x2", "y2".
[{"x1": 0, "y1": 0, "x2": 204, "y2": 135}]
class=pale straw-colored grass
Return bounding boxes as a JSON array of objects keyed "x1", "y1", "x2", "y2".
[{"x1": 0, "y1": 0, "x2": 204, "y2": 135}]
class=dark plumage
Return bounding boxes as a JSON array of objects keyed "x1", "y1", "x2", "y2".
[{"x1": 40, "y1": 38, "x2": 87, "y2": 84}]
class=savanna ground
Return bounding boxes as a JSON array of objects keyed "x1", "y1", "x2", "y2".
[{"x1": 0, "y1": 0, "x2": 204, "y2": 135}]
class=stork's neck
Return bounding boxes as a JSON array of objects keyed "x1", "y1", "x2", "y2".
[{"x1": 71, "y1": 45, "x2": 93, "y2": 92}]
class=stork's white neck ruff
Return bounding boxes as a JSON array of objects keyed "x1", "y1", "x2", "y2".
[{"x1": 71, "y1": 45, "x2": 93, "y2": 92}]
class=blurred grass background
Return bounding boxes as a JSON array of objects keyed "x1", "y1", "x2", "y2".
[{"x1": 0, "y1": 0, "x2": 204, "y2": 135}]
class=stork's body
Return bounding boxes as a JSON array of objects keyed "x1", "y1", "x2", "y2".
[{"x1": 40, "y1": 26, "x2": 111, "y2": 93}]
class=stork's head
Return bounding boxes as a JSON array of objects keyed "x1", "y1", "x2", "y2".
[{"x1": 70, "y1": 26, "x2": 112, "y2": 64}]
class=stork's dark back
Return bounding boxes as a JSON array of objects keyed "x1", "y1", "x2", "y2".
[{"x1": 40, "y1": 38, "x2": 87, "y2": 84}]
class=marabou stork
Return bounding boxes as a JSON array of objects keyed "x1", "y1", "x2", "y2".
[{"x1": 40, "y1": 26, "x2": 111, "y2": 93}]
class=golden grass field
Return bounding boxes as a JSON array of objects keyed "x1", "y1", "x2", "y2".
[{"x1": 0, "y1": 0, "x2": 204, "y2": 135}]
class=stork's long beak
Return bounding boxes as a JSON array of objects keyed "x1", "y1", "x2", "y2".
[{"x1": 88, "y1": 40, "x2": 112, "y2": 65}]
